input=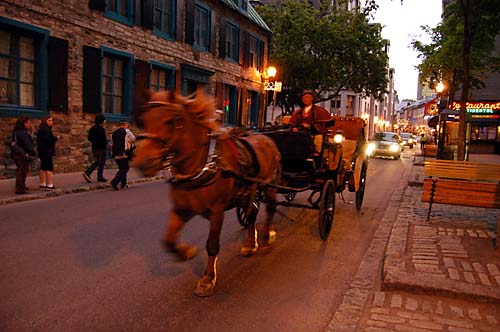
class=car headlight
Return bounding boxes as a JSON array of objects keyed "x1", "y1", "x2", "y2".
[
  {"x1": 389, "y1": 144, "x2": 400, "y2": 152},
  {"x1": 408, "y1": 138, "x2": 414, "y2": 144},
  {"x1": 333, "y1": 133, "x2": 344, "y2": 144},
  {"x1": 367, "y1": 142, "x2": 375, "y2": 156}
]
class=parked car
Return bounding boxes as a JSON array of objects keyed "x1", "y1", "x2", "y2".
[
  {"x1": 367, "y1": 132, "x2": 403, "y2": 160},
  {"x1": 400, "y1": 133, "x2": 415, "y2": 149}
]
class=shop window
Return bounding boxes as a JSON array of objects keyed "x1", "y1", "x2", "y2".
[
  {"x1": 194, "y1": 3, "x2": 210, "y2": 51},
  {"x1": 83, "y1": 46, "x2": 133, "y2": 121},
  {"x1": 150, "y1": 61, "x2": 175, "y2": 91},
  {"x1": 248, "y1": 35, "x2": 263, "y2": 70},
  {"x1": 153, "y1": 0, "x2": 175, "y2": 40},
  {"x1": 104, "y1": 0, "x2": 135, "y2": 26},
  {"x1": 0, "y1": 17, "x2": 50, "y2": 117},
  {"x1": 225, "y1": 22, "x2": 239, "y2": 62},
  {"x1": 222, "y1": 84, "x2": 237, "y2": 126}
]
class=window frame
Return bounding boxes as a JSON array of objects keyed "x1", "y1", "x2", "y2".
[
  {"x1": 225, "y1": 21, "x2": 239, "y2": 62},
  {"x1": 0, "y1": 17, "x2": 49, "y2": 118},
  {"x1": 149, "y1": 60, "x2": 176, "y2": 91},
  {"x1": 193, "y1": 2, "x2": 211, "y2": 52},
  {"x1": 104, "y1": 0, "x2": 135, "y2": 26},
  {"x1": 248, "y1": 34, "x2": 263, "y2": 70},
  {"x1": 100, "y1": 46, "x2": 134, "y2": 122},
  {"x1": 153, "y1": 0, "x2": 176, "y2": 40}
]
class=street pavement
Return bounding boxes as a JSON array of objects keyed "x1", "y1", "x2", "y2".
[
  {"x1": 327, "y1": 152, "x2": 500, "y2": 332},
  {"x1": 1, "y1": 151, "x2": 500, "y2": 331}
]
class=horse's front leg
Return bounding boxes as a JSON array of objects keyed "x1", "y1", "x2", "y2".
[
  {"x1": 162, "y1": 209, "x2": 198, "y2": 260},
  {"x1": 194, "y1": 209, "x2": 224, "y2": 297}
]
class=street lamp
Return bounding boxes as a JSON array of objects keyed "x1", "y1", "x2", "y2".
[
  {"x1": 436, "y1": 82, "x2": 445, "y2": 94},
  {"x1": 262, "y1": 66, "x2": 281, "y2": 125}
]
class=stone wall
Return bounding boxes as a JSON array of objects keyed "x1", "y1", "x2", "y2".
[{"x1": 0, "y1": 0, "x2": 269, "y2": 178}]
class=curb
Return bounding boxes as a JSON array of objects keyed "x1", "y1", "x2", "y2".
[
  {"x1": 0, "y1": 175, "x2": 165, "y2": 206},
  {"x1": 325, "y1": 162, "x2": 412, "y2": 332}
]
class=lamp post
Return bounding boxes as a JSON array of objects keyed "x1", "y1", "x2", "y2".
[{"x1": 263, "y1": 66, "x2": 280, "y2": 126}]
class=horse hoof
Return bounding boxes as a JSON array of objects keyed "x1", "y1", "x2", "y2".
[
  {"x1": 267, "y1": 230, "x2": 277, "y2": 244},
  {"x1": 194, "y1": 279, "x2": 216, "y2": 297},
  {"x1": 240, "y1": 245, "x2": 258, "y2": 257},
  {"x1": 179, "y1": 245, "x2": 198, "y2": 261}
]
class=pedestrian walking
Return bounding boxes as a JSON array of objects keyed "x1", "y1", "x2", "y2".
[
  {"x1": 420, "y1": 133, "x2": 427, "y2": 150},
  {"x1": 83, "y1": 114, "x2": 108, "y2": 183},
  {"x1": 36, "y1": 116, "x2": 59, "y2": 190},
  {"x1": 110, "y1": 121, "x2": 135, "y2": 190},
  {"x1": 10, "y1": 115, "x2": 36, "y2": 194}
]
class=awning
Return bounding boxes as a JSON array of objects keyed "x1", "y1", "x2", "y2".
[{"x1": 427, "y1": 116, "x2": 439, "y2": 128}]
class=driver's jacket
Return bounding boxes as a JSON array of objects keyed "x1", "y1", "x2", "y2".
[{"x1": 289, "y1": 105, "x2": 332, "y2": 134}]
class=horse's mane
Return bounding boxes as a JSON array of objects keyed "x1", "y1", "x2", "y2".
[{"x1": 148, "y1": 89, "x2": 221, "y2": 132}]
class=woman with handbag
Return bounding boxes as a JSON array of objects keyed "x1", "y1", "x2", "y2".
[
  {"x1": 11, "y1": 115, "x2": 36, "y2": 194},
  {"x1": 36, "y1": 116, "x2": 59, "y2": 190}
]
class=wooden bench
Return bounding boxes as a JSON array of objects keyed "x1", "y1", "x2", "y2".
[{"x1": 421, "y1": 160, "x2": 500, "y2": 248}]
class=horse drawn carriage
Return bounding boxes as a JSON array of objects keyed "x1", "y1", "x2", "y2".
[
  {"x1": 133, "y1": 90, "x2": 368, "y2": 296},
  {"x1": 237, "y1": 116, "x2": 369, "y2": 240}
]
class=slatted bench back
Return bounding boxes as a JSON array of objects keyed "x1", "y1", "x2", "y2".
[{"x1": 424, "y1": 160, "x2": 500, "y2": 183}]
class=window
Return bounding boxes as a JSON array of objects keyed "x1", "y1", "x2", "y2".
[
  {"x1": 104, "y1": 0, "x2": 135, "y2": 26},
  {"x1": 194, "y1": 3, "x2": 210, "y2": 51},
  {"x1": 225, "y1": 22, "x2": 239, "y2": 62},
  {"x1": 222, "y1": 84, "x2": 237, "y2": 126},
  {"x1": 150, "y1": 61, "x2": 175, "y2": 91},
  {"x1": 154, "y1": 0, "x2": 175, "y2": 39},
  {"x1": 0, "y1": 17, "x2": 49, "y2": 116},
  {"x1": 248, "y1": 35, "x2": 262, "y2": 69},
  {"x1": 100, "y1": 47, "x2": 134, "y2": 118}
]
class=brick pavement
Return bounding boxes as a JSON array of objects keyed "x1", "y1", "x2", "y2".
[{"x1": 327, "y1": 154, "x2": 500, "y2": 332}]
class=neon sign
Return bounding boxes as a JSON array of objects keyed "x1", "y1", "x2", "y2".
[{"x1": 451, "y1": 101, "x2": 500, "y2": 114}]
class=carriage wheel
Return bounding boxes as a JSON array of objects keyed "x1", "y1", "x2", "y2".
[
  {"x1": 236, "y1": 207, "x2": 249, "y2": 228},
  {"x1": 355, "y1": 163, "x2": 367, "y2": 210},
  {"x1": 318, "y1": 179, "x2": 335, "y2": 240},
  {"x1": 284, "y1": 192, "x2": 296, "y2": 202}
]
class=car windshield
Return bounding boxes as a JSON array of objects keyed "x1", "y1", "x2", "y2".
[
  {"x1": 372, "y1": 132, "x2": 399, "y2": 142},
  {"x1": 400, "y1": 133, "x2": 412, "y2": 139}
]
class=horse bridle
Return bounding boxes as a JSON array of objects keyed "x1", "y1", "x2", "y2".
[{"x1": 137, "y1": 101, "x2": 218, "y2": 182}]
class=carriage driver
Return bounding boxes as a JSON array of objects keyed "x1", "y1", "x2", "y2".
[{"x1": 289, "y1": 89, "x2": 332, "y2": 135}]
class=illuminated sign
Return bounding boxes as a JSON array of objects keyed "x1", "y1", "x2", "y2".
[{"x1": 451, "y1": 101, "x2": 500, "y2": 114}]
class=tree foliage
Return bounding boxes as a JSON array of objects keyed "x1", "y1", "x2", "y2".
[
  {"x1": 412, "y1": 0, "x2": 500, "y2": 160},
  {"x1": 256, "y1": 0, "x2": 389, "y2": 111}
]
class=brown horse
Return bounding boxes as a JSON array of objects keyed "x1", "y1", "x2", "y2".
[{"x1": 132, "y1": 89, "x2": 281, "y2": 297}]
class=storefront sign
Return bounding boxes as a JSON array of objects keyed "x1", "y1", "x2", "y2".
[{"x1": 451, "y1": 101, "x2": 500, "y2": 114}]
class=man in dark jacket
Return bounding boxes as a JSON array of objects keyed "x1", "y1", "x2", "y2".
[
  {"x1": 83, "y1": 114, "x2": 108, "y2": 182},
  {"x1": 110, "y1": 121, "x2": 135, "y2": 190}
]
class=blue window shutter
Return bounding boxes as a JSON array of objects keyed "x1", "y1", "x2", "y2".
[
  {"x1": 185, "y1": 0, "x2": 195, "y2": 45},
  {"x1": 48, "y1": 37, "x2": 68, "y2": 112},
  {"x1": 141, "y1": 0, "x2": 154, "y2": 29},
  {"x1": 176, "y1": 0, "x2": 185, "y2": 41},
  {"x1": 83, "y1": 46, "x2": 102, "y2": 113},
  {"x1": 219, "y1": 17, "x2": 226, "y2": 59},
  {"x1": 89, "y1": 0, "x2": 106, "y2": 11}
]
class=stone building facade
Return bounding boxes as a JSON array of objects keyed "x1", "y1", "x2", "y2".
[{"x1": 0, "y1": 0, "x2": 271, "y2": 178}]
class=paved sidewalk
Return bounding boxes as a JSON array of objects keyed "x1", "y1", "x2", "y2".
[
  {"x1": 0, "y1": 167, "x2": 163, "y2": 206},
  {"x1": 327, "y1": 152, "x2": 500, "y2": 332}
]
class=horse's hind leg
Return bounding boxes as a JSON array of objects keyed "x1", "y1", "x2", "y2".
[
  {"x1": 162, "y1": 210, "x2": 198, "y2": 260},
  {"x1": 240, "y1": 200, "x2": 259, "y2": 257},
  {"x1": 194, "y1": 209, "x2": 224, "y2": 297}
]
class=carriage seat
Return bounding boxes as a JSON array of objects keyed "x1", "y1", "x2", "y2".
[
  {"x1": 341, "y1": 140, "x2": 359, "y2": 171},
  {"x1": 264, "y1": 130, "x2": 315, "y2": 173}
]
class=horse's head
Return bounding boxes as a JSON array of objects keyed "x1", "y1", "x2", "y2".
[{"x1": 132, "y1": 89, "x2": 220, "y2": 177}]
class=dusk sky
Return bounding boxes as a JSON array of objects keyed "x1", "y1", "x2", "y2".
[{"x1": 373, "y1": 0, "x2": 442, "y2": 101}]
